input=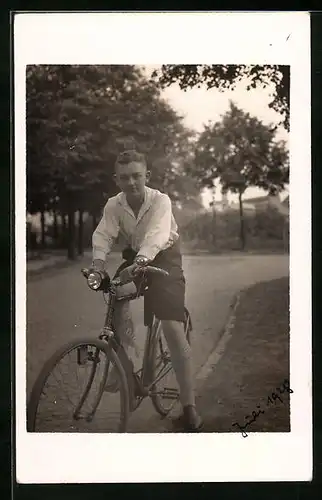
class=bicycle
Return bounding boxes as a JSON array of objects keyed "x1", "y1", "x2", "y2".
[{"x1": 27, "y1": 263, "x2": 192, "y2": 433}]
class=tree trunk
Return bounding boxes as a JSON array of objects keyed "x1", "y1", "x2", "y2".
[
  {"x1": 40, "y1": 210, "x2": 46, "y2": 249},
  {"x1": 67, "y1": 206, "x2": 77, "y2": 260},
  {"x1": 211, "y1": 189, "x2": 216, "y2": 249},
  {"x1": 212, "y1": 206, "x2": 216, "y2": 248},
  {"x1": 62, "y1": 212, "x2": 66, "y2": 234},
  {"x1": 92, "y1": 213, "x2": 97, "y2": 232},
  {"x1": 53, "y1": 209, "x2": 58, "y2": 246},
  {"x1": 78, "y1": 209, "x2": 84, "y2": 256},
  {"x1": 238, "y1": 191, "x2": 246, "y2": 250},
  {"x1": 283, "y1": 218, "x2": 289, "y2": 253},
  {"x1": 63, "y1": 213, "x2": 68, "y2": 249}
]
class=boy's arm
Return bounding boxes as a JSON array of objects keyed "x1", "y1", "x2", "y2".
[
  {"x1": 137, "y1": 194, "x2": 172, "y2": 262},
  {"x1": 92, "y1": 199, "x2": 120, "y2": 270}
]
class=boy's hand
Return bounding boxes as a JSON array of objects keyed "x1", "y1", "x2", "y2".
[
  {"x1": 119, "y1": 263, "x2": 142, "y2": 284},
  {"x1": 92, "y1": 259, "x2": 105, "y2": 273}
]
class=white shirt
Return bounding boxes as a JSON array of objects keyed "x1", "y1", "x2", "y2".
[{"x1": 92, "y1": 186, "x2": 179, "y2": 262}]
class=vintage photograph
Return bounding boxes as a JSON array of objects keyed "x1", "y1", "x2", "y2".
[
  {"x1": 26, "y1": 63, "x2": 290, "y2": 435},
  {"x1": 15, "y1": 11, "x2": 312, "y2": 484}
]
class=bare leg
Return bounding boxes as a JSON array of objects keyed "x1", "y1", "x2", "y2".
[
  {"x1": 104, "y1": 292, "x2": 139, "y2": 391},
  {"x1": 113, "y1": 299, "x2": 139, "y2": 358},
  {"x1": 161, "y1": 319, "x2": 196, "y2": 407}
]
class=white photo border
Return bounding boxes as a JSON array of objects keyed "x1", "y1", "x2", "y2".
[{"x1": 14, "y1": 11, "x2": 312, "y2": 483}]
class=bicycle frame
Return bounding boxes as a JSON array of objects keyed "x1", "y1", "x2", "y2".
[
  {"x1": 28, "y1": 266, "x2": 185, "y2": 432},
  {"x1": 79, "y1": 265, "x2": 189, "y2": 416},
  {"x1": 98, "y1": 280, "x2": 176, "y2": 408}
]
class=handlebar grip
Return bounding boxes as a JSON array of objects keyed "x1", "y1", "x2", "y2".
[
  {"x1": 81, "y1": 268, "x2": 90, "y2": 278},
  {"x1": 82, "y1": 265, "x2": 169, "y2": 289},
  {"x1": 144, "y1": 266, "x2": 169, "y2": 277}
]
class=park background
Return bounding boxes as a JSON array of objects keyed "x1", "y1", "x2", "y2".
[
  {"x1": 26, "y1": 64, "x2": 290, "y2": 262},
  {"x1": 17, "y1": 11, "x2": 313, "y2": 482}
]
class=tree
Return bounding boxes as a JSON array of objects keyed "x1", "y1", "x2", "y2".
[
  {"x1": 27, "y1": 65, "x2": 141, "y2": 210},
  {"x1": 194, "y1": 102, "x2": 289, "y2": 250},
  {"x1": 152, "y1": 64, "x2": 290, "y2": 131},
  {"x1": 27, "y1": 64, "x2": 201, "y2": 258}
]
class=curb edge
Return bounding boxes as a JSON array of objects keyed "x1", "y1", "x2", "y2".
[{"x1": 195, "y1": 289, "x2": 242, "y2": 389}]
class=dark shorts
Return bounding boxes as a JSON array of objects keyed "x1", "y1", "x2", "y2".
[{"x1": 115, "y1": 239, "x2": 186, "y2": 325}]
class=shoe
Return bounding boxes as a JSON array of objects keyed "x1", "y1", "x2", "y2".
[
  {"x1": 172, "y1": 405, "x2": 203, "y2": 432},
  {"x1": 171, "y1": 413, "x2": 186, "y2": 428}
]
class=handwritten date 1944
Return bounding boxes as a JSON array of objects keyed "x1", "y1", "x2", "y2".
[{"x1": 232, "y1": 378, "x2": 293, "y2": 438}]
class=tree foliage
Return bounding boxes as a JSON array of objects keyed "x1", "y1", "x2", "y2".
[
  {"x1": 193, "y1": 102, "x2": 289, "y2": 249},
  {"x1": 26, "y1": 64, "x2": 202, "y2": 257},
  {"x1": 194, "y1": 101, "x2": 289, "y2": 196},
  {"x1": 152, "y1": 64, "x2": 290, "y2": 130},
  {"x1": 27, "y1": 64, "x2": 200, "y2": 216}
]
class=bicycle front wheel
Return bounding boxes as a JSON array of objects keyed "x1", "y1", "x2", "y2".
[
  {"x1": 150, "y1": 310, "x2": 192, "y2": 416},
  {"x1": 27, "y1": 338, "x2": 129, "y2": 433}
]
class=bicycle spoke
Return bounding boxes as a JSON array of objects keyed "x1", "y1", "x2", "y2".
[
  {"x1": 30, "y1": 342, "x2": 126, "y2": 433},
  {"x1": 150, "y1": 318, "x2": 190, "y2": 416},
  {"x1": 153, "y1": 362, "x2": 173, "y2": 385},
  {"x1": 50, "y1": 371, "x2": 76, "y2": 407}
]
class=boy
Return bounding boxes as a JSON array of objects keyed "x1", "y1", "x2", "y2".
[{"x1": 92, "y1": 149, "x2": 203, "y2": 432}]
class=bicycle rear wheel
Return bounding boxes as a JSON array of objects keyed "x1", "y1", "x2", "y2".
[
  {"x1": 27, "y1": 338, "x2": 129, "y2": 433},
  {"x1": 150, "y1": 309, "x2": 192, "y2": 416}
]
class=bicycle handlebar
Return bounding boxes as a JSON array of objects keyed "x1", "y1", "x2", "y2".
[
  {"x1": 139, "y1": 266, "x2": 169, "y2": 277},
  {"x1": 81, "y1": 268, "x2": 91, "y2": 279},
  {"x1": 81, "y1": 265, "x2": 169, "y2": 283}
]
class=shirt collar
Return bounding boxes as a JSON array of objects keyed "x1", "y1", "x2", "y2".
[{"x1": 118, "y1": 187, "x2": 153, "y2": 221}]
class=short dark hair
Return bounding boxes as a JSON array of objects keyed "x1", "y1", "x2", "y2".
[{"x1": 115, "y1": 149, "x2": 147, "y2": 170}]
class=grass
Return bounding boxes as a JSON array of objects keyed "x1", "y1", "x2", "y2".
[{"x1": 195, "y1": 277, "x2": 290, "y2": 434}]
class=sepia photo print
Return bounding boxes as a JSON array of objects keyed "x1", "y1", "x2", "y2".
[{"x1": 15, "y1": 12, "x2": 311, "y2": 483}]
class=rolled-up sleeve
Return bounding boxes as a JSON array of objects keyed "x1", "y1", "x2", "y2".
[
  {"x1": 138, "y1": 194, "x2": 172, "y2": 261},
  {"x1": 92, "y1": 199, "x2": 120, "y2": 261}
]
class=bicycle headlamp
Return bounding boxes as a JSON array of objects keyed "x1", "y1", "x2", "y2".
[{"x1": 87, "y1": 271, "x2": 103, "y2": 290}]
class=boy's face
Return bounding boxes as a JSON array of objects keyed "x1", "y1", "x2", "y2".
[{"x1": 114, "y1": 161, "x2": 150, "y2": 201}]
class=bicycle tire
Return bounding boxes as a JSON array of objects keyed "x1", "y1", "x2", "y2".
[
  {"x1": 27, "y1": 338, "x2": 130, "y2": 433},
  {"x1": 150, "y1": 309, "x2": 192, "y2": 417}
]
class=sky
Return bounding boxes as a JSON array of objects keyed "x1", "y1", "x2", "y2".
[{"x1": 144, "y1": 65, "x2": 289, "y2": 207}]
